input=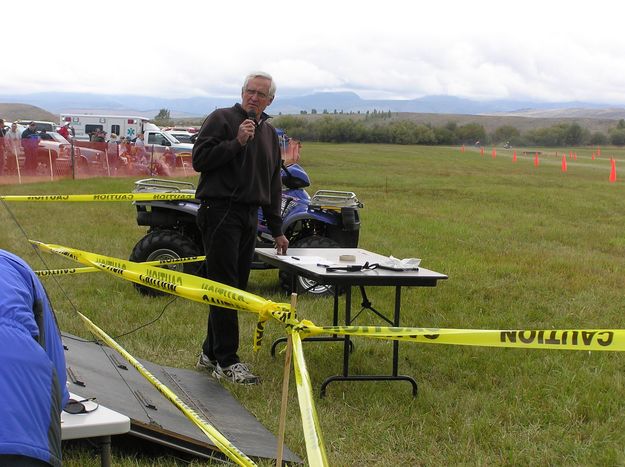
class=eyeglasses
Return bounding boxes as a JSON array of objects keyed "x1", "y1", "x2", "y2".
[
  {"x1": 64, "y1": 397, "x2": 99, "y2": 414},
  {"x1": 244, "y1": 88, "x2": 269, "y2": 99}
]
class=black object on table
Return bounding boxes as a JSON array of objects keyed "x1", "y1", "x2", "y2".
[{"x1": 255, "y1": 248, "x2": 447, "y2": 397}]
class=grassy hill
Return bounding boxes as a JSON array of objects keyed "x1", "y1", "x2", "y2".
[
  {"x1": 0, "y1": 103, "x2": 58, "y2": 123},
  {"x1": 270, "y1": 111, "x2": 622, "y2": 134},
  {"x1": 1, "y1": 100, "x2": 622, "y2": 136}
]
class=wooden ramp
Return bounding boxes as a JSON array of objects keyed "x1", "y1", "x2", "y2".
[{"x1": 62, "y1": 333, "x2": 301, "y2": 464}]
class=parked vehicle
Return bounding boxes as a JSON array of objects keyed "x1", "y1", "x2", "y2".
[
  {"x1": 162, "y1": 126, "x2": 198, "y2": 133},
  {"x1": 47, "y1": 134, "x2": 106, "y2": 172},
  {"x1": 142, "y1": 123, "x2": 193, "y2": 167},
  {"x1": 59, "y1": 114, "x2": 149, "y2": 140},
  {"x1": 4, "y1": 131, "x2": 71, "y2": 175},
  {"x1": 3, "y1": 131, "x2": 105, "y2": 175},
  {"x1": 164, "y1": 130, "x2": 194, "y2": 144},
  {"x1": 128, "y1": 163, "x2": 362, "y2": 295},
  {"x1": 15, "y1": 120, "x2": 56, "y2": 132},
  {"x1": 3, "y1": 122, "x2": 26, "y2": 134}
]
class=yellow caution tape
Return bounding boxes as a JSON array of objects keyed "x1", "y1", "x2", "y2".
[
  {"x1": 302, "y1": 325, "x2": 624, "y2": 352},
  {"x1": 32, "y1": 240, "x2": 625, "y2": 354},
  {"x1": 253, "y1": 313, "x2": 270, "y2": 352},
  {"x1": 291, "y1": 332, "x2": 329, "y2": 466},
  {"x1": 31, "y1": 240, "x2": 625, "y2": 467},
  {"x1": 31, "y1": 240, "x2": 290, "y2": 317},
  {"x1": 75, "y1": 310, "x2": 255, "y2": 466},
  {"x1": 34, "y1": 255, "x2": 205, "y2": 277},
  {"x1": 35, "y1": 267, "x2": 93, "y2": 277},
  {"x1": 0, "y1": 192, "x2": 195, "y2": 202}
]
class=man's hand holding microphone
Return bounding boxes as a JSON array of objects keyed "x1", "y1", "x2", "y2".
[{"x1": 237, "y1": 110, "x2": 257, "y2": 146}]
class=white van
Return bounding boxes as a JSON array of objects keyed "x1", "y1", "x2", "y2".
[
  {"x1": 59, "y1": 114, "x2": 150, "y2": 140},
  {"x1": 15, "y1": 120, "x2": 57, "y2": 132}
]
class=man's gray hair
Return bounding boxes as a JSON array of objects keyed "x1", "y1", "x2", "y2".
[{"x1": 243, "y1": 71, "x2": 276, "y2": 98}]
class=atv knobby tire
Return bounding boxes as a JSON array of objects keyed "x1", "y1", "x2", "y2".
[
  {"x1": 279, "y1": 235, "x2": 340, "y2": 296},
  {"x1": 129, "y1": 230, "x2": 202, "y2": 297}
]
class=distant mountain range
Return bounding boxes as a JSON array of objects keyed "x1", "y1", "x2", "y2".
[{"x1": 2, "y1": 91, "x2": 625, "y2": 120}]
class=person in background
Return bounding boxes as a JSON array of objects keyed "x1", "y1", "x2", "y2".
[
  {"x1": 163, "y1": 146, "x2": 176, "y2": 170},
  {"x1": 92, "y1": 130, "x2": 106, "y2": 143},
  {"x1": 192, "y1": 71, "x2": 288, "y2": 385},
  {"x1": 21, "y1": 122, "x2": 40, "y2": 175},
  {"x1": 0, "y1": 249, "x2": 69, "y2": 466},
  {"x1": 0, "y1": 118, "x2": 5, "y2": 175},
  {"x1": 107, "y1": 133, "x2": 120, "y2": 172},
  {"x1": 134, "y1": 133, "x2": 147, "y2": 162},
  {"x1": 57, "y1": 122, "x2": 71, "y2": 140},
  {"x1": 4, "y1": 123, "x2": 22, "y2": 172}
]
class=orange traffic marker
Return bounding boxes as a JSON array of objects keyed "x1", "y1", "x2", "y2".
[
  {"x1": 561, "y1": 154, "x2": 567, "y2": 172},
  {"x1": 534, "y1": 153, "x2": 539, "y2": 167},
  {"x1": 512, "y1": 150, "x2": 517, "y2": 162},
  {"x1": 610, "y1": 159, "x2": 617, "y2": 183}
]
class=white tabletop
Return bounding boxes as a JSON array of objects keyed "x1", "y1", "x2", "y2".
[
  {"x1": 61, "y1": 392, "x2": 131, "y2": 440},
  {"x1": 256, "y1": 247, "x2": 447, "y2": 286}
]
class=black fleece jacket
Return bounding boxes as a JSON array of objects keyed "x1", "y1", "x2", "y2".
[{"x1": 192, "y1": 103, "x2": 283, "y2": 236}]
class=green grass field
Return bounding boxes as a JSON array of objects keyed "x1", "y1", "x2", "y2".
[{"x1": 2, "y1": 144, "x2": 625, "y2": 466}]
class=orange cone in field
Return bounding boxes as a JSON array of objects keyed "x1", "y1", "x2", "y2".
[
  {"x1": 561, "y1": 154, "x2": 567, "y2": 172},
  {"x1": 534, "y1": 153, "x2": 539, "y2": 167},
  {"x1": 461, "y1": 144, "x2": 465, "y2": 153},
  {"x1": 512, "y1": 150, "x2": 517, "y2": 162},
  {"x1": 492, "y1": 148, "x2": 496, "y2": 158},
  {"x1": 592, "y1": 152, "x2": 595, "y2": 160},
  {"x1": 610, "y1": 158, "x2": 616, "y2": 183}
]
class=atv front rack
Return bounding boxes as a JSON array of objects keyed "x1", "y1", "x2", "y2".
[
  {"x1": 309, "y1": 190, "x2": 363, "y2": 210},
  {"x1": 133, "y1": 178, "x2": 196, "y2": 193}
]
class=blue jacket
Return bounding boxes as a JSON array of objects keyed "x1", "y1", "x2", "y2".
[
  {"x1": 21, "y1": 128, "x2": 40, "y2": 150},
  {"x1": 0, "y1": 250, "x2": 69, "y2": 466}
]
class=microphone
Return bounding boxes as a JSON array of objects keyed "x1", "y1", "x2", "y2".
[{"x1": 247, "y1": 110, "x2": 257, "y2": 140}]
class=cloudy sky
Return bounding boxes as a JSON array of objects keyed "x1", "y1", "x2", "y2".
[{"x1": 4, "y1": 0, "x2": 625, "y2": 104}]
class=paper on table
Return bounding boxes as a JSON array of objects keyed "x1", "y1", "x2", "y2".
[
  {"x1": 280, "y1": 255, "x2": 330, "y2": 265},
  {"x1": 377, "y1": 256, "x2": 421, "y2": 271}
]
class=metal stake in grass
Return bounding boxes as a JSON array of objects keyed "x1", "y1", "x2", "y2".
[{"x1": 276, "y1": 293, "x2": 297, "y2": 467}]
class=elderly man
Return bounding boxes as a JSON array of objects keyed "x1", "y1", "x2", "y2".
[
  {"x1": 192, "y1": 71, "x2": 288, "y2": 385},
  {"x1": 0, "y1": 249, "x2": 69, "y2": 466}
]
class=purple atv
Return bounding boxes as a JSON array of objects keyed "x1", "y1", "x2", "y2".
[{"x1": 129, "y1": 163, "x2": 362, "y2": 295}]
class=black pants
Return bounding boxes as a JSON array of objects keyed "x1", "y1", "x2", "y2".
[
  {"x1": 24, "y1": 147, "x2": 38, "y2": 175},
  {"x1": 197, "y1": 201, "x2": 258, "y2": 367}
]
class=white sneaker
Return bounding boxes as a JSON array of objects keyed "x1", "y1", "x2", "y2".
[
  {"x1": 212, "y1": 362, "x2": 260, "y2": 385},
  {"x1": 196, "y1": 353, "x2": 216, "y2": 372}
]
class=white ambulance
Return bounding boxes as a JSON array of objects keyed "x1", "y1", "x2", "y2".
[{"x1": 59, "y1": 114, "x2": 150, "y2": 140}]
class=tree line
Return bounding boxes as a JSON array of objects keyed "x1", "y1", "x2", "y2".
[{"x1": 271, "y1": 115, "x2": 625, "y2": 147}]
